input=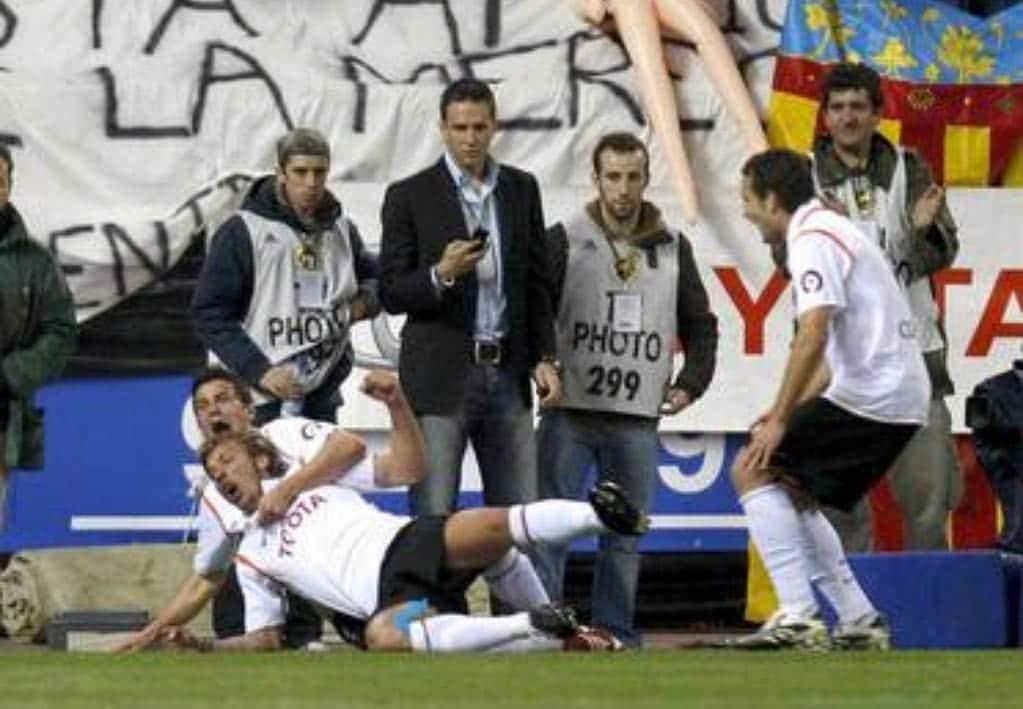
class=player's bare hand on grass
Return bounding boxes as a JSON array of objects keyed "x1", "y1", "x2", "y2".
[
  {"x1": 152, "y1": 626, "x2": 207, "y2": 651},
  {"x1": 116, "y1": 625, "x2": 162, "y2": 653}
]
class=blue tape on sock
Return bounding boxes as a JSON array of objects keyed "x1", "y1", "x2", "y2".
[{"x1": 393, "y1": 599, "x2": 431, "y2": 635}]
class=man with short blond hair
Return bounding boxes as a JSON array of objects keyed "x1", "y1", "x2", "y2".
[{"x1": 193, "y1": 127, "x2": 379, "y2": 426}]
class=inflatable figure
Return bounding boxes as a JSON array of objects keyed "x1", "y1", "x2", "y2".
[{"x1": 569, "y1": 0, "x2": 768, "y2": 222}]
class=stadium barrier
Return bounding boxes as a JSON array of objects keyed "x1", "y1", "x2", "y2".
[{"x1": 817, "y1": 552, "x2": 1021, "y2": 649}]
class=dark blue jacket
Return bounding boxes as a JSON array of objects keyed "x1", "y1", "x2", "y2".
[{"x1": 191, "y1": 176, "x2": 378, "y2": 392}]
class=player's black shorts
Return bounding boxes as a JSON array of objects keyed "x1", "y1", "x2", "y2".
[
  {"x1": 375, "y1": 515, "x2": 480, "y2": 615},
  {"x1": 769, "y1": 397, "x2": 919, "y2": 512}
]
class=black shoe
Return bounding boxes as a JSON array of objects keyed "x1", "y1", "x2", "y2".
[
  {"x1": 529, "y1": 604, "x2": 579, "y2": 639},
  {"x1": 588, "y1": 480, "x2": 649, "y2": 536}
]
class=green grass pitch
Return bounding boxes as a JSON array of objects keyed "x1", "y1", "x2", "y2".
[
  {"x1": 3, "y1": 646, "x2": 1018, "y2": 707},
  {"x1": 4, "y1": 649, "x2": 1019, "y2": 708}
]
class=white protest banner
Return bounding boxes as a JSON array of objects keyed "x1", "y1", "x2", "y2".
[{"x1": 1, "y1": 1, "x2": 1016, "y2": 432}]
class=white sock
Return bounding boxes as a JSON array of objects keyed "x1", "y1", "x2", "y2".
[
  {"x1": 407, "y1": 613, "x2": 533, "y2": 653},
  {"x1": 740, "y1": 485, "x2": 818, "y2": 618},
  {"x1": 484, "y1": 635, "x2": 563, "y2": 653},
  {"x1": 507, "y1": 501, "x2": 601, "y2": 549},
  {"x1": 483, "y1": 548, "x2": 550, "y2": 610},
  {"x1": 800, "y1": 508, "x2": 876, "y2": 624}
]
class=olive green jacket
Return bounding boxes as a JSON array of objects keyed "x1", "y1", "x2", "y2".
[{"x1": 0, "y1": 204, "x2": 76, "y2": 469}]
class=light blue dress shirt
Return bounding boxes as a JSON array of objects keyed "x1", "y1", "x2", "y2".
[{"x1": 443, "y1": 152, "x2": 507, "y2": 341}]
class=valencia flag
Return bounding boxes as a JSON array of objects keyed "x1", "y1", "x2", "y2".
[{"x1": 768, "y1": 0, "x2": 1023, "y2": 186}]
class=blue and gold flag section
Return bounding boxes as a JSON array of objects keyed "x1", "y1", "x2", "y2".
[{"x1": 768, "y1": 0, "x2": 1023, "y2": 186}]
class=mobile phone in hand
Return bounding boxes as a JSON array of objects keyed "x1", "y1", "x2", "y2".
[{"x1": 471, "y1": 227, "x2": 490, "y2": 247}]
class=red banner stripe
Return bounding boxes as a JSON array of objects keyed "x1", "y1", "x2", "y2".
[{"x1": 772, "y1": 56, "x2": 1023, "y2": 185}]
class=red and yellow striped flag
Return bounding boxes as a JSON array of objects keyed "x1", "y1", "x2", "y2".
[{"x1": 768, "y1": 0, "x2": 1023, "y2": 186}]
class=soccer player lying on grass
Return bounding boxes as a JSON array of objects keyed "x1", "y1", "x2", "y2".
[
  {"x1": 145, "y1": 371, "x2": 646, "y2": 652},
  {"x1": 122, "y1": 369, "x2": 594, "y2": 651},
  {"x1": 121, "y1": 367, "x2": 383, "y2": 651}
]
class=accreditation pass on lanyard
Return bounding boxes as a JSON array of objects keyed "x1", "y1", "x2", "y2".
[
  {"x1": 296, "y1": 270, "x2": 327, "y2": 309},
  {"x1": 609, "y1": 290, "x2": 642, "y2": 334}
]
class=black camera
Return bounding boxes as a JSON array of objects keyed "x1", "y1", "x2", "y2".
[{"x1": 965, "y1": 394, "x2": 993, "y2": 430}]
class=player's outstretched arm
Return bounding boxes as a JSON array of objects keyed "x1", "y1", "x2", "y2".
[
  {"x1": 211, "y1": 627, "x2": 282, "y2": 651},
  {"x1": 151, "y1": 625, "x2": 282, "y2": 652},
  {"x1": 117, "y1": 572, "x2": 222, "y2": 652},
  {"x1": 258, "y1": 428, "x2": 367, "y2": 523}
]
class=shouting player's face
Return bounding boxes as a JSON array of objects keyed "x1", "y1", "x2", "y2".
[
  {"x1": 204, "y1": 439, "x2": 264, "y2": 514},
  {"x1": 193, "y1": 379, "x2": 251, "y2": 440}
]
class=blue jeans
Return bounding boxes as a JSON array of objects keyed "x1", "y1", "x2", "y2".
[
  {"x1": 409, "y1": 364, "x2": 537, "y2": 514},
  {"x1": 534, "y1": 408, "x2": 659, "y2": 647}
]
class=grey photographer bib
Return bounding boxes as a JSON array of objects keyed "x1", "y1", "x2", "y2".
[{"x1": 555, "y1": 211, "x2": 679, "y2": 418}]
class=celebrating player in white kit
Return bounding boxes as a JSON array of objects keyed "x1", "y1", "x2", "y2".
[
  {"x1": 729, "y1": 149, "x2": 930, "y2": 650},
  {"x1": 134, "y1": 369, "x2": 644, "y2": 653}
]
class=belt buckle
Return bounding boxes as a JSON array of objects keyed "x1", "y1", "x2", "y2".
[{"x1": 473, "y1": 340, "x2": 501, "y2": 365}]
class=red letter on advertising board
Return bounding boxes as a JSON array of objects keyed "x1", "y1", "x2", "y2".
[
  {"x1": 966, "y1": 270, "x2": 1023, "y2": 357},
  {"x1": 714, "y1": 268, "x2": 789, "y2": 354}
]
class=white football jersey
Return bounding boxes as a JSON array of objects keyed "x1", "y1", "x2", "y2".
[
  {"x1": 786, "y1": 200, "x2": 930, "y2": 424},
  {"x1": 233, "y1": 483, "x2": 409, "y2": 632},
  {"x1": 191, "y1": 417, "x2": 378, "y2": 577}
]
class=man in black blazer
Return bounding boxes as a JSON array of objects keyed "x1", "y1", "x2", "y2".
[{"x1": 379, "y1": 78, "x2": 561, "y2": 517}]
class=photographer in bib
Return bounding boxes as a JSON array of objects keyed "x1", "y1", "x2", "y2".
[
  {"x1": 192, "y1": 127, "x2": 379, "y2": 426},
  {"x1": 533, "y1": 132, "x2": 718, "y2": 646}
]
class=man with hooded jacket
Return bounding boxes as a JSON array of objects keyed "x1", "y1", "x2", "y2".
[{"x1": 192, "y1": 127, "x2": 379, "y2": 426}]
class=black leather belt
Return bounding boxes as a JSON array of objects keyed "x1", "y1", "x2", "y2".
[{"x1": 471, "y1": 339, "x2": 507, "y2": 365}]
